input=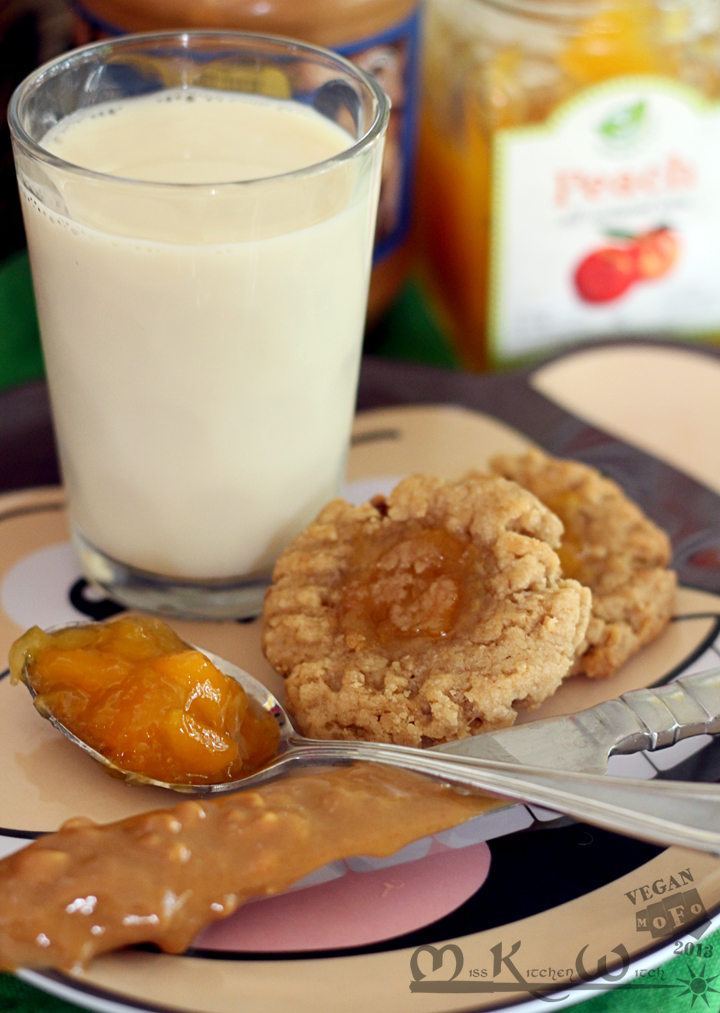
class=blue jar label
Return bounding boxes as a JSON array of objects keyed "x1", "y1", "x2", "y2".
[
  {"x1": 70, "y1": 2, "x2": 421, "y2": 263},
  {"x1": 336, "y1": 8, "x2": 421, "y2": 261}
]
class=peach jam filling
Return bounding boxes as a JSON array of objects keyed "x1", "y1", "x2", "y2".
[
  {"x1": 9, "y1": 616, "x2": 279, "y2": 785},
  {"x1": 539, "y1": 491, "x2": 597, "y2": 585},
  {"x1": 340, "y1": 522, "x2": 476, "y2": 656}
]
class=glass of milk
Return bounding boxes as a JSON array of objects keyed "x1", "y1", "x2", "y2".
[{"x1": 9, "y1": 32, "x2": 388, "y2": 619}]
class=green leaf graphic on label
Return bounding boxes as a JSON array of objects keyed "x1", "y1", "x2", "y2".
[{"x1": 599, "y1": 101, "x2": 647, "y2": 145}]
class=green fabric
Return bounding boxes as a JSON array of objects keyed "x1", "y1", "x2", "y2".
[
  {"x1": 366, "y1": 276, "x2": 461, "y2": 368},
  {"x1": 0, "y1": 973, "x2": 80, "y2": 1011},
  {"x1": 574, "y1": 931, "x2": 720, "y2": 1011},
  {"x1": 0, "y1": 250, "x2": 44, "y2": 392}
]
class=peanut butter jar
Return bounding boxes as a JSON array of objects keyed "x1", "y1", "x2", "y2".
[
  {"x1": 71, "y1": 0, "x2": 421, "y2": 322},
  {"x1": 418, "y1": 0, "x2": 720, "y2": 369}
]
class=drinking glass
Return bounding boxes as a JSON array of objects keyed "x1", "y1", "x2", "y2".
[{"x1": 10, "y1": 31, "x2": 388, "y2": 619}]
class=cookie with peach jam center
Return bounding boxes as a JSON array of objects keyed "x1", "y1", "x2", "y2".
[
  {"x1": 263, "y1": 474, "x2": 592, "y2": 747},
  {"x1": 490, "y1": 449, "x2": 677, "y2": 680}
]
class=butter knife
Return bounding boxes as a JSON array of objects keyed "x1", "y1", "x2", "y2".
[{"x1": 435, "y1": 666, "x2": 720, "y2": 774}]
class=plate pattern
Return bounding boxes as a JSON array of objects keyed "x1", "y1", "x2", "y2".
[{"x1": 2, "y1": 344, "x2": 720, "y2": 1012}]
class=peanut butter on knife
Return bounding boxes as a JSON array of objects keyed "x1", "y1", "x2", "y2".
[{"x1": 0, "y1": 763, "x2": 499, "y2": 972}]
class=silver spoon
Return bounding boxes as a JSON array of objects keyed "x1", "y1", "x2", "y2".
[{"x1": 20, "y1": 645, "x2": 720, "y2": 857}]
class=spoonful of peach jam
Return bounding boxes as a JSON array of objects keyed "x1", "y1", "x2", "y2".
[{"x1": 8, "y1": 616, "x2": 281, "y2": 788}]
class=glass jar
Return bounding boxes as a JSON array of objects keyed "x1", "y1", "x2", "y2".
[
  {"x1": 70, "y1": 0, "x2": 422, "y2": 323},
  {"x1": 417, "y1": 0, "x2": 720, "y2": 369}
]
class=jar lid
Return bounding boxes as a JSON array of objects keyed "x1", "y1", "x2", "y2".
[{"x1": 75, "y1": 0, "x2": 419, "y2": 47}]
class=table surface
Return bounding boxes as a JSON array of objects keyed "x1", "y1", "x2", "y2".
[{"x1": 3, "y1": 351, "x2": 720, "y2": 1013}]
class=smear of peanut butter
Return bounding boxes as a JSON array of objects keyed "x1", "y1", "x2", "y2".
[{"x1": 0, "y1": 763, "x2": 500, "y2": 972}]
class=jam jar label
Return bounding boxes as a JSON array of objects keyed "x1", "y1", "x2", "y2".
[
  {"x1": 488, "y1": 77, "x2": 720, "y2": 364},
  {"x1": 337, "y1": 9, "x2": 421, "y2": 262},
  {"x1": 71, "y1": 3, "x2": 421, "y2": 265}
]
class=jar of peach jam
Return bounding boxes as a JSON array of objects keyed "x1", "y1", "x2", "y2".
[
  {"x1": 70, "y1": 0, "x2": 421, "y2": 322},
  {"x1": 417, "y1": 0, "x2": 720, "y2": 369}
]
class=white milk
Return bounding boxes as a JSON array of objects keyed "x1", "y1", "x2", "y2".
[{"x1": 22, "y1": 90, "x2": 378, "y2": 579}]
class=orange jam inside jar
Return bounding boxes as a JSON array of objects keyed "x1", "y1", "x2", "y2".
[
  {"x1": 9, "y1": 617, "x2": 280, "y2": 785},
  {"x1": 417, "y1": 0, "x2": 720, "y2": 370}
]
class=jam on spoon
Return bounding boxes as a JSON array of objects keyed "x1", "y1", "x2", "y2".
[{"x1": 9, "y1": 616, "x2": 280, "y2": 786}]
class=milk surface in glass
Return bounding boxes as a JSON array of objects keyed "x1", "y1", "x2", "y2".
[{"x1": 22, "y1": 89, "x2": 376, "y2": 580}]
